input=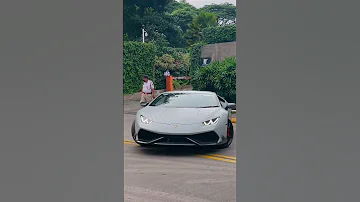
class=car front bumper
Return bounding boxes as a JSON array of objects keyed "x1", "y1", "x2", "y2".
[{"x1": 133, "y1": 120, "x2": 228, "y2": 146}]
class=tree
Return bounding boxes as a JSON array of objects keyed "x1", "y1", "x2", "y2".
[
  {"x1": 202, "y1": 25, "x2": 236, "y2": 44},
  {"x1": 200, "y1": 3, "x2": 236, "y2": 26},
  {"x1": 171, "y1": 7, "x2": 197, "y2": 32},
  {"x1": 165, "y1": 0, "x2": 197, "y2": 13},
  {"x1": 123, "y1": 0, "x2": 175, "y2": 43},
  {"x1": 185, "y1": 11, "x2": 217, "y2": 46},
  {"x1": 123, "y1": 1, "x2": 235, "y2": 48}
]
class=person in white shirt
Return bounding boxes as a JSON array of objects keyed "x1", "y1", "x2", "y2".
[{"x1": 140, "y1": 75, "x2": 155, "y2": 104}]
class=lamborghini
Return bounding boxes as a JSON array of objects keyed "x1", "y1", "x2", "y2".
[{"x1": 131, "y1": 91, "x2": 235, "y2": 149}]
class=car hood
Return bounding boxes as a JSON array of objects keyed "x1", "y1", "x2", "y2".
[{"x1": 139, "y1": 107, "x2": 222, "y2": 124}]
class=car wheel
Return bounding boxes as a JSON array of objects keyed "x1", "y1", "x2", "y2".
[{"x1": 217, "y1": 120, "x2": 234, "y2": 149}]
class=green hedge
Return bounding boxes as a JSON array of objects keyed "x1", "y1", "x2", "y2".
[
  {"x1": 202, "y1": 25, "x2": 236, "y2": 44},
  {"x1": 189, "y1": 42, "x2": 205, "y2": 77},
  {"x1": 192, "y1": 57, "x2": 236, "y2": 103},
  {"x1": 123, "y1": 41, "x2": 157, "y2": 94},
  {"x1": 154, "y1": 68, "x2": 166, "y2": 90},
  {"x1": 156, "y1": 46, "x2": 188, "y2": 57},
  {"x1": 124, "y1": 42, "x2": 190, "y2": 94}
]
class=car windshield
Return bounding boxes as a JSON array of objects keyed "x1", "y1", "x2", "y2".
[{"x1": 149, "y1": 93, "x2": 220, "y2": 108}]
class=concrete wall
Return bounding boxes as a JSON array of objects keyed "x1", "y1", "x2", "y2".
[{"x1": 201, "y1": 41, "x2": 236, "y2": 62}]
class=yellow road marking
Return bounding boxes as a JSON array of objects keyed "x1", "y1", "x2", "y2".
[
  {"x1": 124, "y1": 140, "x2": 138, "y2": 146},
  {"x1": 231, "y1": 118, "x2": 236, "y2": 123},
  {"x1": 197, "y1": 155, "x2": 236, "y2": 164},
  {"x1": 208, "y1": 154, "x2": 236, "y2": 160},
  {"x1": 124, "y1": 140, "x2": 236, "y2": 164}
]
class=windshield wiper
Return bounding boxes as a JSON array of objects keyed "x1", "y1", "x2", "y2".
[{"x1": 199, "y1": 106, "x2": 219, "y2": 108}]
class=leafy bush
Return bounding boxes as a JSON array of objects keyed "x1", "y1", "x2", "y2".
[
  {"x1": 173, "y1": 79, "x2": 190, "y2": 90},
  {"x1": 155, "y1": 54, "x2": 176, "y2": 70},
  {"x1": 189, "y1": 42, "x2": 205, "y2": 77},
  {"x1": 213, "y1": 57, "x2": 236, "y2": 103},
  {"x1": 156, "y1": 46, "x2": 188, "y2": 57},
  {"x1": 154, "y1": 47, "x2": 190, "y2": 89},
  {"x1": 123, "y1": 41, "x2": 157, "y2": 94},
  {"x1": 202, "y1": 24, "x2": 236, "y2": 44},
  {"x1": 192, "y1": 57, "x2": 236, "y2": 103},
  {"x1": 154, "y1": 68, "x2": 166, "y2": 90},
  {"x1": 123, "y1": 42, "x2": 192, "y2": 94}
]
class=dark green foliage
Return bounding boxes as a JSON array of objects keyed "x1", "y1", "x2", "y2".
[
  {"x1": 213, "y1": 58, "x2": 236, "y2": 103},
  {"x1": 154, "y1": 68, "x2": 166, "y2": 90},
  {"x1": 124, "y1": 0, "x2": 236, "y2": 47},
  {"x1": 185, "y1": 11, "x2": 218, "y2": 46},
  {"x1": 123, "y1": 42, "x2": 189, "y2": 94},
  {"x1": 155, "y1": 45, "x2": 189, "y2": 82},
  {"x1": 191, "y1": 62, "x2": 219, "y2": 92},
  {"x1": 123, "y1": 1, "x2": 237, "y2": 96},
  {"x1": 124, "y1": 0, "x2": 185, "y2": 47},
  {"x1": 124, "y1": 0, "x2": 173, "y2": 41},
  {"x1": 192, "y1": 57, "x2": 236, "y2": 103},
  {"x1": 123, "y1": 42, "x2": 157, "y2": 94},
  {"x1": 173, "y1": 79, "x2": 189, "y2": 89},
  {"x1": 171, "y1": 7, "x2": 197, "y2": 32},
  {"x1": 189, "y1": 42, "x2": 205, "y2": 77},
  {"x1": 156, "y1": 46, "x2": 188, "y2": 58},
  {"x1": 165, "y1": 0, "x2": 197, "y2": 13},
  {"x1": 202, "y1": 25, "x2": 236, "y2": 44},
  {"x1": 200, "y1": 3, "x2": 236, "y2": 25}
]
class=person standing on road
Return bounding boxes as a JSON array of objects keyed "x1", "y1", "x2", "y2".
[{"x1": 140, "y1": 75, "x2": 155, "y2": 104}]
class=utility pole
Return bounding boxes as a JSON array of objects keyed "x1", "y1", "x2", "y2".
[
  {"x1": 142, "y1": 28, "x2": 145, "y2": 43},
  {"x1": 142, "y1": 27, "x2": 148, "y2": 43}
]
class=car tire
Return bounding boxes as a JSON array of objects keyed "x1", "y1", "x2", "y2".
[{"x1": 217, "y1": 120, "x2": 234, "y2": 149}]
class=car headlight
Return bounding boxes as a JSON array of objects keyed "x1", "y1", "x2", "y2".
[
  {"x1": 203, "y1": 117, "x2": 220, "y2": 126},
  {"x1": 140, "y1": 115, "x2": 153, "y2": 124}
]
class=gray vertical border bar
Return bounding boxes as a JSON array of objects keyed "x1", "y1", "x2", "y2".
[
  {"x1": 237, "y1": 0, "x2": 360, "y2": 201},
  {"x1": 0, "y1": 0, "x2": 124, "y2": 201},
  {"x1": 120, "y1": 0, "x2": 125, "y2": 201},
  {"x1": 235, "y1": 1, "x2": 241, "y2": 201}
]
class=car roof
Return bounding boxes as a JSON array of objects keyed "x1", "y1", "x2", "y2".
[{"x1": 161, "y1": 90, "x2": 217, "y2": 95}]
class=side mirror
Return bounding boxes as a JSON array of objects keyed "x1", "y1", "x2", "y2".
[
  {"x1": 140, "y1": 102, "x2": 149, "y2": 107},
  {"x1": 227, "y1": 103, "x2": 236, "y2": 110}
]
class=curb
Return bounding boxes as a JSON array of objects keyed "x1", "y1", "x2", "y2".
[{"x1": 231, "y1": 118, "x2": 236, "y2": 123}]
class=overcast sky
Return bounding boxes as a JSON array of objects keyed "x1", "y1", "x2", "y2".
[{"x1": 182, "y1": 0, "x2": 236, "y2": 8}]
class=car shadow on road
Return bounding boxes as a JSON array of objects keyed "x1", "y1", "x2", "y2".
[{"x1": 136, "y1": 146, "x2": 221, "y2": 157}]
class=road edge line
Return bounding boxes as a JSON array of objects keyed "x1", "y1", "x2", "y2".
[{"x1": 197, "y1": 155, "x2": 236, "y2": 164}]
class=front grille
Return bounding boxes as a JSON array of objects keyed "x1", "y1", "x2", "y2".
[
  {"x1": 138, "y1": 130, "x2": 161, "y2": 142},
  {"x1": 157, "y1": 135, "x2": 192, "y2": 144},
  {"x1": 137, "y1": 129, "x2": 219, "y2": 145},
  {"x1": 189, "y1": 131, "x2": 219, "y2": 144}
]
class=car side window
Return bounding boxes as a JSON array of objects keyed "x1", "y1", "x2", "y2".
[{"x1": 217, "y1": 96, "x2": 226, "y2": 108}]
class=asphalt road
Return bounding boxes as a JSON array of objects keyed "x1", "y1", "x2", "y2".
[{"x1": 124, "y1": 112, "x2": 236, "y2": 202}]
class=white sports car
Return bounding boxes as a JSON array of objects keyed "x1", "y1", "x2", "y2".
[{"x1": 131, "y1": 91, "x2": 235, "y2": 149}]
